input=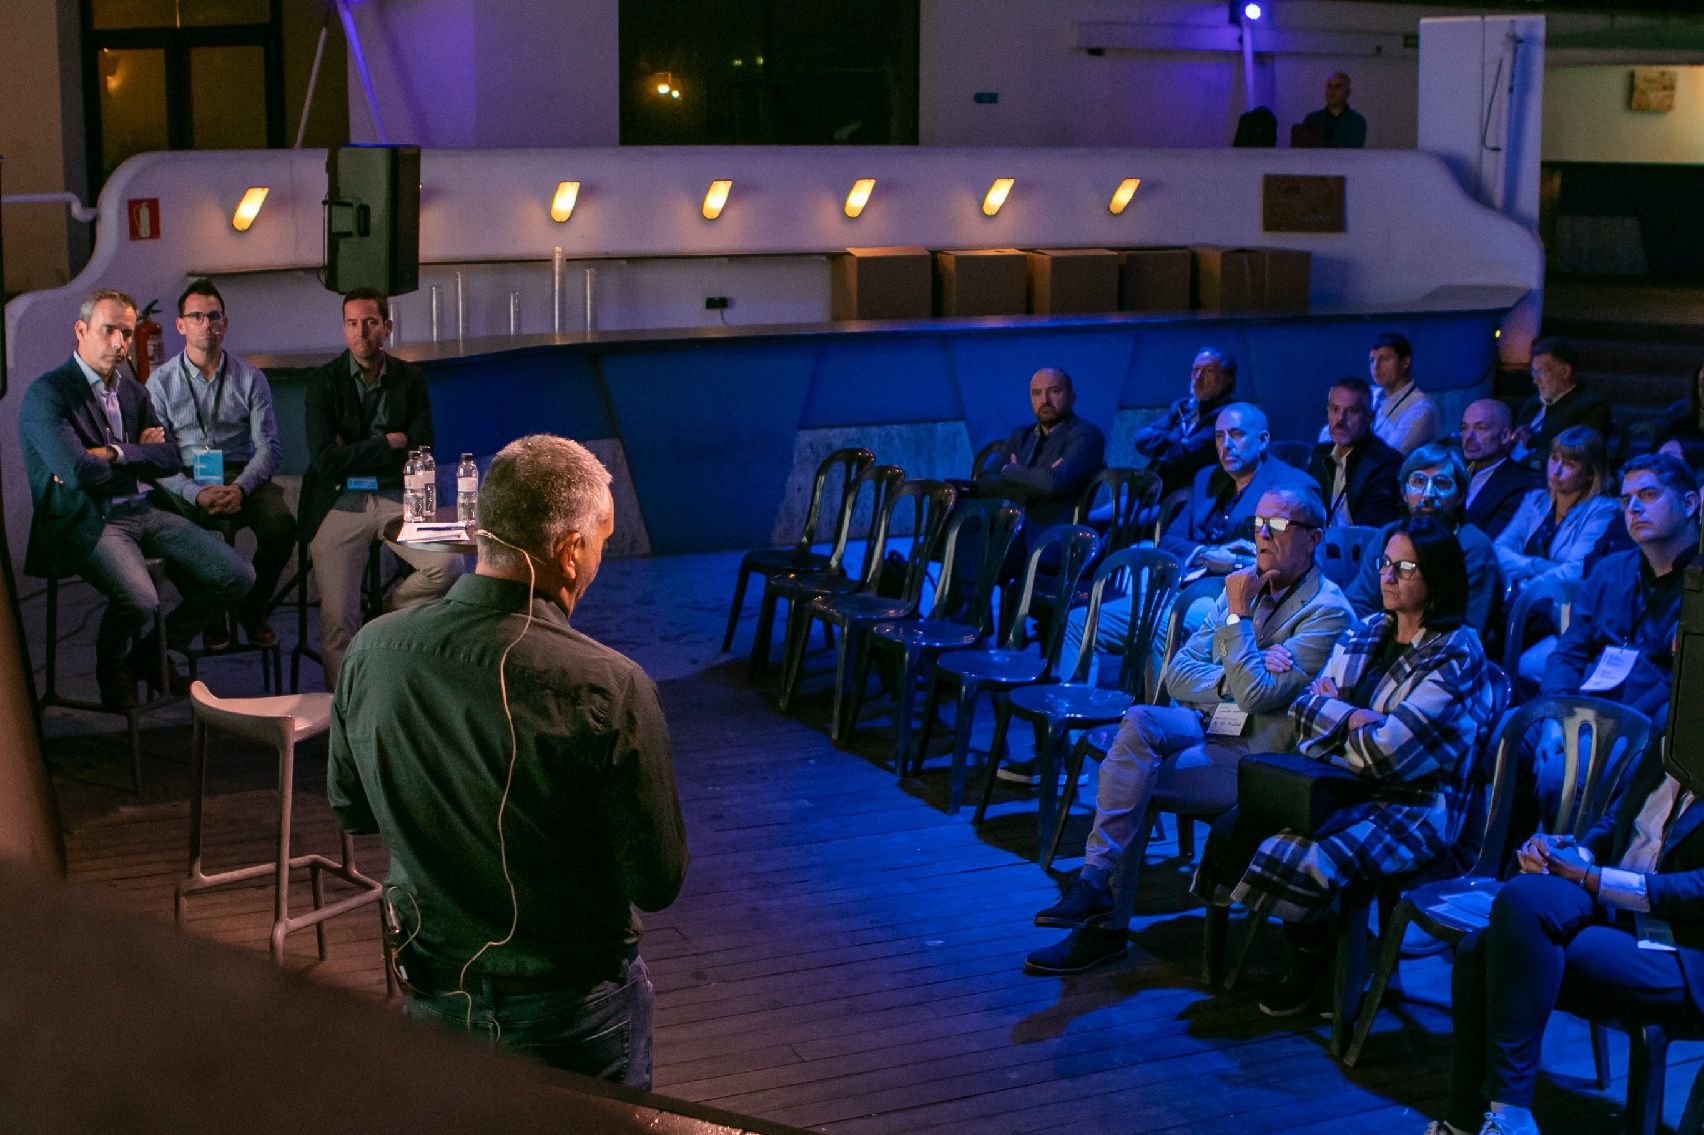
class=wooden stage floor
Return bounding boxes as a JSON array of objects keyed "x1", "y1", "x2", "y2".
[{"x1": 35, "y1": 548, "x2": 1698, "y2": 1134}]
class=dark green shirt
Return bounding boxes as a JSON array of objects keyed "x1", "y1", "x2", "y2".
[{"x1": 329, "y1": 574, "x2": 688, "y2": 981}]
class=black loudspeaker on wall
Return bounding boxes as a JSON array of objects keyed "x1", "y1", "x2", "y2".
[
  {"x1": 1665, "y1": 553, "x2": 1704, "y2": 793},
  {"x1": 324, "y1": 144, "x2": 420, "y2": 296}
]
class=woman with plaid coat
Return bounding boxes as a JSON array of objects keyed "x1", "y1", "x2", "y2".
[{"x1": 1195, "y1": 515, "x2": 1496, "y2": 1015}]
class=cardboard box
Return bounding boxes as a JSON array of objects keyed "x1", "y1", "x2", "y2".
[
  {"x1": 1191, "y1": 245, "x2": 1265, "y2": 312},
  {"x1": 829, "y1": 246, "x2": 933, "y2": 321},
  {"x1": 933, "y1": 249, "x2": 1028, "y2": 317},
  {"x1": 1260, "y1": 248, "x2": 1311, "y2": 312},
  {"x1": 1024, "y1": 248, "x2": 1119, "y2": 315},
  {"x1": 1116, "y1": 248, "x2": 1194, "y2": 313}
]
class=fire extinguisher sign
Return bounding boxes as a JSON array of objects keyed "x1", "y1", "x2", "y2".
[{"x1": 127, "y1": 199, "x2": 160, "y2": 241}]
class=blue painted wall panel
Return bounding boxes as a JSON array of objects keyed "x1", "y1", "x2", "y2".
[
  {"x1": 801, "y1": 338, "x2": 961, "y2": 428},
  {"x1": 598, "y1": 343, "x2": 817, "y2": 554},
  {"x1": 428, "y1": 350, "x2": 615, "y2": 460},
  {"x1": 947, "y1": 330, "x2": 1136, "y2": 454}
]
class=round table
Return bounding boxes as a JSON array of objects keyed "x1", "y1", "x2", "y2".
[{"x1": 382, "y1": 510, "x2": 479, "y2": 557}]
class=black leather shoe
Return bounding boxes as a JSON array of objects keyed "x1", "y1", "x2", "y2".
[
  {"x1": 201, "y1": 618, "x2": 230, "y2": 653},
  {"x1": 1034, "y1": 877, "x2": 1115, "y2": 929},
  {"x1": 1258, "y1": 947, "x2": 1330, "y2": 1018},
  {"x1": 95, "y1": 656, "x2": 138, "y2": 711},
  {"x1": 132, "y1": 634, "x2": 192, "y2": 698},
  {"x1": 1023, "y1": 923, "x2": 1129, "y2": 976},
  {"x1": 241, "y1": 617, "x2": 279, "y2": 649}
]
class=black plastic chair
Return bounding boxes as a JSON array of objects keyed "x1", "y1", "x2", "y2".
[
  {"x1": 722, "y1": 446, "x2": 875, "y2": 654},
  {"x1": 853, "y1": 499, "x2": 1024, "y2": 770},
  {"x1": 777, "y1": 479, "x2": 956, "y2": 740},
  {"x1": 1500, "y1": 575, "x2": 1580, "y2": 699},
  {"x1": 1316, "y1": 524, "x2": 1380, "y2": 587},
  {"x1": 970, "y1": 439, "x2": 1007, "y2": 480},
  {"x1": 1342, "y1": 693, "x2": 1652, "y2": 1068},
  {"x1": 1269, "y1": 439, "x2": 1314, "y2": 470},
  {"x1": 1048, "y1": 573, "x2": 1229, "y2": 875},
  {"x1": 1074, "y1": 467, "x2": 1163, "y2": 556},
  {"x1": 751, "y1": 463, "x2": 903, "y2": 683},
  {"x1": 915, "y1": 525, "x2": 1101, "y2": 815},
  {"x1": 991, "y1": 546, "x2": 1182, "y2": 852}
]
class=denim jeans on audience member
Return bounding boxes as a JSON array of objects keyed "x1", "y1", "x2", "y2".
[
  {"x1": 404, "y1": 955, "x2": 655, "y2": 1087},
  {"x1": 78, "y1": 499, "x2": 254, "y2": 661}
]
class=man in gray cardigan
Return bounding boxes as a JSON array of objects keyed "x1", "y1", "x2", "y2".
[{"x1": 1025, "y1": 484, "x2": 1356, "y2": 975}]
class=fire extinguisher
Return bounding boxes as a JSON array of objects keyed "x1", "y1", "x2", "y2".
[{"x1": 132, "y1": 300, "x2": 165, "y2": 382}]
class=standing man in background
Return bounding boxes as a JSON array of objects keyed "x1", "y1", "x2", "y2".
[{"x1": 1300, "y1": 71, "x2": 1367, "y2": 148}]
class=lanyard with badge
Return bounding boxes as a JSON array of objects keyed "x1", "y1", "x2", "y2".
[
  {"x1": 185, "y1": 354, "x2": 229, "y2": 486},
  {"x1": 1205, "y1": 582, "x2": 1298, "y2": 736},
  {"x1": 1580, "y1": 589, "x2": 1664, "y2": 692}
]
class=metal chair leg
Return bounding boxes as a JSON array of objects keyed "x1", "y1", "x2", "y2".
[{"x1": 722, "y1": 564, "x2": 753, "y2": 653}]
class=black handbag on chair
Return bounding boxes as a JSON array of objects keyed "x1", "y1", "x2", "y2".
[{"x1": 1237, "y1": 751, "x2": 1377, "y2": 839}]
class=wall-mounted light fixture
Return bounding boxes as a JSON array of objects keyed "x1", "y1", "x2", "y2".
[
  {"x1": 702, "y1": 179, "x2": 733, "y2": 220},
  {"x1": 844, "y1": 178, "x2": 875, "y2": 218},
  {"x1": 1108, "y1": 178, "x2": 1142, "y2": 215},
  {"x1": 231, "y1": 186, "x2": 269, "y2": 232},
  {"x1": 550, "y1": 180, "x2": 581, "y2": 222},
  {"x1": 981, "y1": 177, "x2": 1014, "y2": 217}
]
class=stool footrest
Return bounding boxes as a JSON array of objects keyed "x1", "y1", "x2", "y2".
[{"x1": 178, "y1": 854, "x2": 378, "y2": 897}]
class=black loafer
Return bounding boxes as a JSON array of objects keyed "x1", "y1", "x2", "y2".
[
  {"x1": 1034, "y1": 878, "x2": 1115, "y2": 929},
  {"x1": 1023, "y1": 924, "x2": 1129, "y2": 976}
]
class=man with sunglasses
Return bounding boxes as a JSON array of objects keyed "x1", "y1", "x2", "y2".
[
  {"x1": 1026, "y1": 485, "x2": 1355, "y2": 975},
  {"x1": 1341, "y1": 441, "x2": 1502, "y2": 632},
  {"x1": 148, "y1": 278, "x2": 295, "y2": 650}
]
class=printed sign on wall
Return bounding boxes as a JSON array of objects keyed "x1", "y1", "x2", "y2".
[{"x1": 127, "y1": 199, "x2": 160, "y2": 241}]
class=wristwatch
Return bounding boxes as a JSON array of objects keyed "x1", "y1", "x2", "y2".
[{"x1": 1224, "y1": 612, "x2": 1243, "y2": 625}]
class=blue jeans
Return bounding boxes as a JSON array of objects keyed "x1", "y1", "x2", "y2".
[
  {"x1": 79, "y1": 499, "x2": 255, "y2": 661},
  {"x1": 404, "y1": 955, "x2": 654, "y2": 1087}
]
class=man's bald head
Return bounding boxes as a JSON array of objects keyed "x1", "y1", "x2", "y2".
[
  {"x1": 1460, "y1": 398, "x2": 1516, "y2": 466},
  {"x1": 1029, "y1": 367, "x2": 1075, "y2": 427}
]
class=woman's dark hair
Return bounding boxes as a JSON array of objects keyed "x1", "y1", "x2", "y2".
[
  {"x1": 1390, "y1": 514, "x2": 1469, "y2": 631},
  {"x1": 1548, "y1": 426, "x2": 1607, "y2": 500}
]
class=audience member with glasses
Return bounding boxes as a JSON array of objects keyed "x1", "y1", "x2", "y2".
[
  {"x1": 147, "y1": 277, "x2": 295, "y2": 650},
  {"x1": 1341, "y1": 441, "x2": 1503, "y2": 635},
  {"x1": 1194, "y1": 515, "x2": 1495, "y2": 1017},
  {"x1": 1025, "y1": 486, "x2": 1355, "y2": 976}
]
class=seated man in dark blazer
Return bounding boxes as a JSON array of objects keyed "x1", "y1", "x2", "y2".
[
  {"x1": 1461, "y1": 397, "x2": 1540, "y2": 540},
  {"x1": 1430, "y1": 739, "x2": 1704, "y2": 1135},
  {"x1": 976, "y1": 366, "x2": 1106, "y2": 558},
  {"x1": 1158, "y1": 402, "x2": 1315, "y2": 571},
  {"x1": 18, "y1": 288, "x2": 253, "y2": 709},
  {"x1": 1307, "y1": 376, "x2": 1403, "y2": 528},
  {"x1": 1513, "y1": 337, "x2": 1613, "y2": 469},
  {"x1": 1131, "y1": 347, "x2": 1238, "y2": 497}
]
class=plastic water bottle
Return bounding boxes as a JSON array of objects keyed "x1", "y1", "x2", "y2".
[
  {"x1": 456, "y1": 452, "x2": 479, "y2": 528},
  {"x1": 419, "y1": 446, "x2": 437, "y2": 516},
  {"x1": 403, "y1": 449, "x2": 423, "y2": 522}
]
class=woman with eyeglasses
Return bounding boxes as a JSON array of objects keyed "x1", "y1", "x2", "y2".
[
  {"x1": 1342, "y1": 441, "x2": 1504, "y2": 635},
  {"x1": 1493, "y1": 426, "x2": 1618, "y2": 590},
  {"x1": 1194, "y1": 515, "x2": 1495, "y2": 1016}
]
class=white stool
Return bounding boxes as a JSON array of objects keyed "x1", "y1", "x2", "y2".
[{"x1": 175, "y1": 680, "x2": 383, "y2": 965}]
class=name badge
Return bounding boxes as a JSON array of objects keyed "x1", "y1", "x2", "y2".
[
  {"x1": 346, "y1": 475, "x2": 380, "y2": 492},
  {"x1": 1581, "y1": 645, "x2": 1639, "y2": 693},
  {"x1": 1207, "y1": 703, "x2": 1249, "y2": 737},
  {"x1": 191, "y1": 448, "x2": 224, "y2": 486}
]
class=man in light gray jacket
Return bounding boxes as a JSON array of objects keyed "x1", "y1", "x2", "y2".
[{"x1": 1024, "y1": 483, "x2": 1356, "y2": 975}]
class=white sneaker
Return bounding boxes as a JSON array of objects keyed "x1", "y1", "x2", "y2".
[{"x1": 1478, "y1": 1110, "x2": 1540, "y2": 1135}]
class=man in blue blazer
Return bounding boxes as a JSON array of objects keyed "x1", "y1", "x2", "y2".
[
  {"x1": 18, "y1": 289, "x2": 252, "y2": 708},
  {"x1": 1433, "y1": 740, "x2": 1704, "y2": 1135}
]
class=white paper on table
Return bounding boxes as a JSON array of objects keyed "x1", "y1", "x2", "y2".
[{"x1": 397, "y1": 522, "x2": 470, "y2": 544}]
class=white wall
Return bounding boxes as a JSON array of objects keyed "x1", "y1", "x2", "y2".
[
  {"x1": 1544, "y1": 65, "x2": 1704, "y2": 164},
  {"x1": 1, "y1": 143, "x2": 1542, "y2": 561}
]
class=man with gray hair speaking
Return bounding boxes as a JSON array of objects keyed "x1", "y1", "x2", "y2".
[{"x1": 329, "y1": 434, "x2": 688, "y2": 1086}]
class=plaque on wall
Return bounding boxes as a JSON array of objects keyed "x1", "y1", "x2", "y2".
[
  {"x1": 1630, "y1": 68, "x2": 1677, "y2": 112},
  {"x1": 1262, "y1": 174, "x2": 1346, "y2": 234}
]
